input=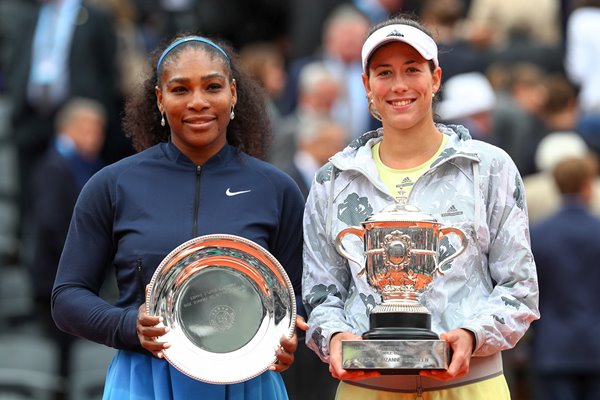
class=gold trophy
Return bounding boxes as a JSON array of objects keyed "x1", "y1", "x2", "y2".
[{"x1": 335, "y1": 195, "x2": 467, "y2": 373}]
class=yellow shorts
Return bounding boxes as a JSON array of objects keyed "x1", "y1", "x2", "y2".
[{"x1": 335, "y1": 374, "x2": 510, "y2": 400}]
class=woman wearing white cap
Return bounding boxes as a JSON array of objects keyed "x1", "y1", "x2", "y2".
[{"x1": 302, "y1": 15, "x2": 539, "y2": 399}]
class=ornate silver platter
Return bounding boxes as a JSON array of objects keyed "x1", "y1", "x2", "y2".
[{"x1": 146, "y1": 234, "x2": 296, "y2": 384}]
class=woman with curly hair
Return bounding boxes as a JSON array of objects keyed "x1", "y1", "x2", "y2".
[{"x1": 52, "y1": 34, "x2": 307, "y2": 399}]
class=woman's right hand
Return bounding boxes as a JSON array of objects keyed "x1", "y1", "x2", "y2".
[
  {"x1": 328, "y1": 332, "x2": 380, "y2": 381},
  {"x1": 137, "y1": 303, "x2": 171, "y2": 358}
]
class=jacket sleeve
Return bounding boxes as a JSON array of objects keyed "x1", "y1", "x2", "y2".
[
  {"x1": 302, "y1": 166, "x2": 356, "y2": 362},
  {"x1": 462, "y1": 156, "x2": 540, "y2": 356},
  {"x1": 51, "y1": 170, "x2": 140, "y2": 351},
  {"x1": 269, "y1": 175, "x2": 306, "y2": 319}
]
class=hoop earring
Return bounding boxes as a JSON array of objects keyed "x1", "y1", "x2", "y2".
[
  {"x1": 230, "y1": 106, "x2": 235, "y2": 120},
  {"x1": 368, "y1": 97, "x2": 382, "y2": 122},
  {"x1": 160, "y1": 113, "x2": 166, "y2": 127}
]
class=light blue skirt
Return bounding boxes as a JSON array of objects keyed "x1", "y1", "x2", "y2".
[{"x1": 103, "y1": 350, "x2": 289, "y2": 400}]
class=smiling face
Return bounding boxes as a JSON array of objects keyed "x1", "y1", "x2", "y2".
[
  {"x1": 362, "y1": 41, "x2": 441, "y2": 134},
  {"x1": 155, "y1": 47, "x2": 236, "y2": 164}
]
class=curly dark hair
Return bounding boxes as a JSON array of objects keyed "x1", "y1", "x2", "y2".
[{"x1": 123, "y1": 34, "x2": 272, "y2": 159}]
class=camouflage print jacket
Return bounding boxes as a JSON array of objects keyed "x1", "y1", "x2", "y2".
[{"x1": 302, "y1": 124, "x2": 540, "y2": 363}]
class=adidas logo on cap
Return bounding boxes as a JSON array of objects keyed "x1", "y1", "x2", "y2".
[{"x1": 386, "y1": 30, "x2": 405, "y2": 38}]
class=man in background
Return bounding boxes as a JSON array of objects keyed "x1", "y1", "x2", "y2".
[
  {"x1": 530, "y1": 154, "x2": 600, "y2": 400},
  {"x1": 280, "y1": 117, "x2": 347, "y2": 198},
  {"x1": 28, "y1": 97, "x2": 107, "y2": 381}
]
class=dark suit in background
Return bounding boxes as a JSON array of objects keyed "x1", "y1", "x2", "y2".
[
  {"x1": 530, "y1": 197, "x2": 600, "y2": 400},
  {"x1": 29, "y1": 143, "x2": 104, "y2": 380},
  {"x1": 4, "y1": 0, "x2": 120, "y2": 254}
]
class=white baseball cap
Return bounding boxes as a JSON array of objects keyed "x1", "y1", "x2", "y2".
[
  {"x1": 437, "y1": 72, "x2": 496, "y2": 120},
  {"x1": 535, "y1": 132, "x2": 588, "y2": 172},
  {"x1": 361, "y1": 24, "x2": 439, "y2": 72}
]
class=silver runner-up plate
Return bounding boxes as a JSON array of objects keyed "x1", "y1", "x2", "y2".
[{"x1": 146, "y1": 234, "x2": 296, "y2": 384}]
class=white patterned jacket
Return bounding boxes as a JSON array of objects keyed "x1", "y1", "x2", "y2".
[{"x1": 302, "y1": 124, "x2": 540, "y2": 365}]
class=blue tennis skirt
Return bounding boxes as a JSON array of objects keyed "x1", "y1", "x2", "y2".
[{"x1": 102, "y1": 350, "x2": 289, "y2": 400}]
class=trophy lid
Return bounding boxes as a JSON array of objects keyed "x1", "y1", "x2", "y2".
[
  {"x1": 367, "y1": 202, "x2": 440, "y2": 223},
  {"x1": 366, "y1": 186, "x2": 439, "y2": 223}
]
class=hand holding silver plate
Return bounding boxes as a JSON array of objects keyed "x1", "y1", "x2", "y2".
[{"x1": 146, "y1": 234, "x2": 296, "y2": 384}]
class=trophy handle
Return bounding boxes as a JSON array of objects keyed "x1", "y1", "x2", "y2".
[
  {"x1": 335, "y1": 226, "x2": 366, "y2": 275},
  {"x1": 436, "y1": 227, "x2": 468, "y2": 274}
]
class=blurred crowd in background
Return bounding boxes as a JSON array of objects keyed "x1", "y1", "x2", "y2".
[{"x1": 1, "y1": 0, "x2": 600, "y2": 399}]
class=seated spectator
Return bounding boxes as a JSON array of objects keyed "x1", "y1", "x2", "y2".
[
  {"x1": 490, "y1": 62, "x2": 548, "y2": 176},
  {"x1": 269, "y1": 61, "x2": 342, "y2": 169},
  {"x1": 279, "y1": 5, "x2": 375, "y2": 140},
  {"x1": 239, "y1": 41, "x2": 287, "y2": 129},
  {"x1": 280, "y1": 117, "x2": 347, "y2": 198},
  {"x1": 524, "y1": 132, "x2": 600, "y2": 223},
  {"x1": 436, "y1": 72, "x2": 497, "y2": 143}
]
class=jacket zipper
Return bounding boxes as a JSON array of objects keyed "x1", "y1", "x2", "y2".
[
  {"x1": 193, "y1": 165, "x2": 202, "y2": 237},
  {"x1": 136, "y1": 259, "x2": 145, "y2": 303}
]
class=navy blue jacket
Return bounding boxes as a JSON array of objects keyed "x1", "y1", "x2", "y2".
[
  {"x1": 530, "y1": 197, "x2": 600, "y2": 372},
  {"x1": 51, "y1": 142, "x2": 305, "y2": 352}
]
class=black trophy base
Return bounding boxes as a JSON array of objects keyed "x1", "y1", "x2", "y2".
[
  {"x1": 342, "y1": 311, "x2": 450, "y2": 374},
  {"x1": 363, "y1": 311, "x2": 439, "y2": 341}
]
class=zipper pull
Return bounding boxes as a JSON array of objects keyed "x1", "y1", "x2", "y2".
[{"x1": 136, "y1": 259, "x2": 145, "y2": 303}]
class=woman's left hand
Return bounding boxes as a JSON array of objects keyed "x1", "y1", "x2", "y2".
[
  {"x1": 420, "y1": 328, "x2": 475, "y2": 381},
  {"x1": 269, "y1": 316, "x2": 309, "y2": 373}
]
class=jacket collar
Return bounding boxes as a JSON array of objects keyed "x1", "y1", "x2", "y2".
[
  {"x1": 560, "y1": 196, "x2": 589, "y2": 212},
  {"x1": 330, "y1": 124, "x2": 480, "y2": 173},
  {"x1": 163, "y1": 139, "x2": 236, "y2": 167}
]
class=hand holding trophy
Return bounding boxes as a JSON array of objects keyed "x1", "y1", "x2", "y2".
[{"x1": 335, "y1": 194, "x2": 467, "y2": 374}]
